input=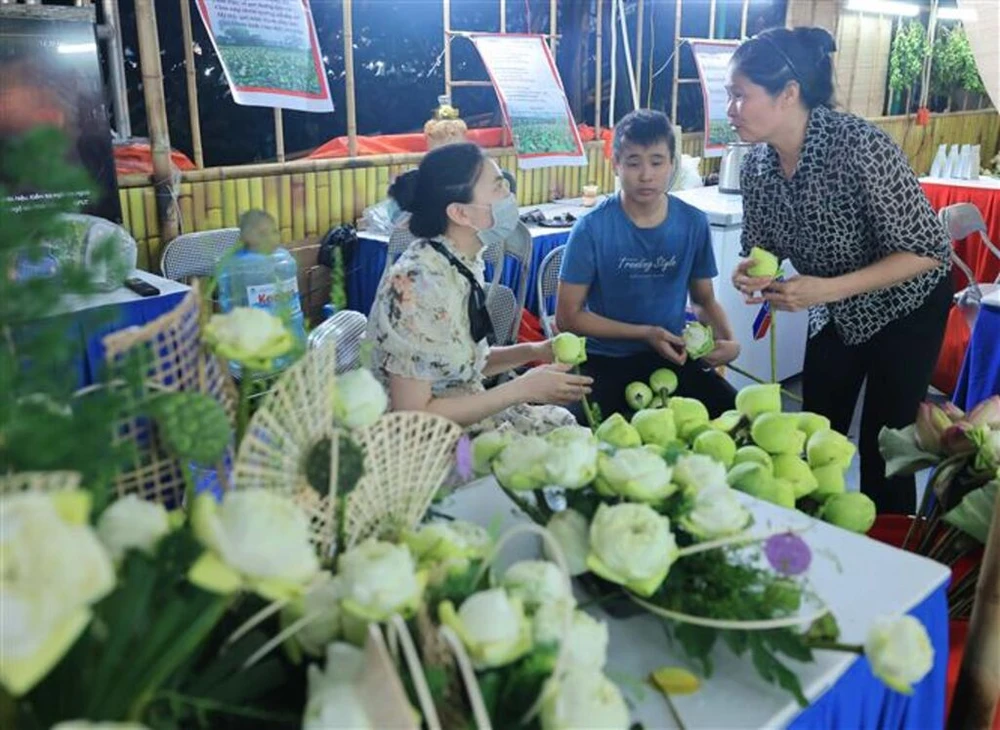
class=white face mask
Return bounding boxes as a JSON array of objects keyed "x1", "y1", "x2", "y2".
[{"x1": 467, "y1": 193, "x2": 519, "y2": 248}]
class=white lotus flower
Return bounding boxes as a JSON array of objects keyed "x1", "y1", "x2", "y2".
[
  {"x1": 439, "y1": 588, "x2": 532, "y2": 669},
  {"x1": 598, "y1": 447, "x2": 675, "y2": 503},
  {"x1": 0, "y1": 491, "x2": 115, "y2": 697},
  {"x1": 587, "y1": 502, "x2": 678, "y2": 597},
  {"x1": 672, "y1": 453, "x2": 729, "y2": 494},
  {"x1": 189, "y1": 489, "x2": 319, "y2": 601},
  {"x1": 282, "y1": 573, "x2": 345, "y2": 658},
  {"x1": 471, "y1": 430, "x2": 512, "y2": 475},
  {"x1": 338, "y1": 540, "x2": 424, "y2": 623},
  {"x1": 493, "y1": 435, "x2": 551, "y2": 491},
  {"x1": 545, "y1": 438, "x2": 599, "y2": 490},
  {"x1": 533, "y1": 601, "x2": 609, "y2": 671},
  {"x1": 331, "y1": 368, "x2": 388, "y2": 429},
  {"x1": 404, "y1": 520, "x2": 491, "y2": 565},
  {"x1": 540, "y1": 668, "x2": 630, "y2": 730},
  {"x1": 864, "y1": 616, "x2": 934, "y2": 694},
  {"x1": 303, "y1": 643, "x2": 372, "y2": 730},
  {"x1": 545, "y1": 509, "x2": 590, "y2": 576},
  {"x1": 203, "y1": 307, "x2": 294, "y2": 370},
  {"x1": 679, "y1": 484, "x2": 751, "y2": 540},
  {"x1": 96, "y1": 495, "x2": 170, "y2": 562},
  {"x1": 501, "y1": 560, "x2": 573, "y2": 610}
]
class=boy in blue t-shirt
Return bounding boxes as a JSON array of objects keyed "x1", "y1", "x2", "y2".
[{"x1": 557, "y1": 109, "x2": 739, "y2": 419}]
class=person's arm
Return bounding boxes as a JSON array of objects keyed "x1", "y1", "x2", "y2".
[
  {"x1": 690, "y1": 278, "x2": 740, "y2": 367},
  {"x1": 483, "y1": 341, "x2": 551, "y2": 377}
]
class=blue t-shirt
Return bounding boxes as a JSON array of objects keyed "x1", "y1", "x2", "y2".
[{"x1": 559, "y1": 194, "x2": 717, "y2": 357}]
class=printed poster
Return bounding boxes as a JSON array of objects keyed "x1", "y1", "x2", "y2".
[
  {"x1": 471, "y1": 34, "x2": 587, "y2": 170},
  {"x1": 0, "y1": 13, "x2": 121, "y2": 221},
  {"x1": 690, "y1": 40, "x2": 740, "y2": 157},
  {"x1": 195, "y1": 0, "x2": 333, "y2": 113}
]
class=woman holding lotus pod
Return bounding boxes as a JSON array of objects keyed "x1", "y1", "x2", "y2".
[
  {"x1": 728, "y1": 27, "x2": 952, "y2": 513},
  {"x1": 367, "y1": 143, "x2": 590, "y2": 434}
]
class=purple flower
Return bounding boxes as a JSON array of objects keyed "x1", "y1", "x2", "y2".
[
  {"x1": 764, "y1": 532, "x2": 812, "y2": 576},
  {"x1": 455, "y1": 435, "x2": 474, "y2": 481}
]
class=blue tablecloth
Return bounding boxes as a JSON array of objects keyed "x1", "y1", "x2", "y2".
[
  {"x1": 954, "y1": 302, "x2": 1000, "y2": 410},
  {"x1": 348, "y1": 231, "x2": 571, "y2": 316},
  {"x1": 789, "y1": 584, "x2": 948, "y2": 729}
]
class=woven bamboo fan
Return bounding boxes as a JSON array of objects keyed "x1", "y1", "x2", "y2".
[
  {"x1": 101, "y1": 286, "x2": 236, "y2": 505},
  {"x1": 0, "y1": 471, "x2": 82, "y2": 495},
  {"x1": 233, "y1": 341, "x2": 463, "y2": 556}
]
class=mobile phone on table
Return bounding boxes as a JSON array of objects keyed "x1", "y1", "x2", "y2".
[{"x1": 124, "y1": 277, "x2": 160, "y2": 297}]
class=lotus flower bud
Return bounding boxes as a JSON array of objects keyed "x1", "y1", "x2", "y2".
[
  {"x1": 914, "y1": 403, "x2": 951, "y2": 454},
  {"x1": 709, "y1": 410, "x2": 743, "y2": 434},
  {"x1": 683, "y1": 322, "x2": 715, "y2": 360},
  {"x1": 941, "y1": 402, "x2": 966, "y2": 422},
  {"x1": 669, "y1": 397, "x2": 711, "y2": 441},
  {"x1": 650, "y1": 396, "x2": 665, "y2": 409},
  {"x1": 472, "y1": 430, "x2": 512, "y2": 475},
  {"x1": 493, "y1": 436, "x2": 551, "y2": 491},
  {"x1": 598, "y1": 448, "x2": 676, "y2": 503},
  {"x1": 625, "y1": 382, "x2": 654, "y2": 411},
  {"x1": 693, "y1": 430, "x2": 737, "y2": 468},
  {"x1": 736, "y1": 383, "x2": 782, "y2": 420},
  {"x1": 772, "y1": 454, "x2": 819, "y2": 499},
  {"x1": 649, "y1": 368, "x2": 679, "y2": 398},
  {"x1": 764, "y1": 478, "x2": 798, "y2": 509},
  {"x1": 820, "y1": 492, "x2": 876, "y2": 534},
  {"x1": 727, "y1": 461, "x2": 772, "y2": 493},
  {"x1": 733, "y1": 445, "x2": 774, "y2": 474},
  {"x1": 545, "y1": 438, "x2": 600, "y2": 490},
  {"x1": 747, "y1": 246, "x2": 779, "y2": 278},
  {"x1": 864, "y1": 616, "x2": 934, "y2": 695},
  {"x1": 751, "y1": 413, "x2": 806, "y2": 455},
  {"x1": 595, "y1": 413, "x2": 642, "y2": 449},
  {"x1": 968, "y1": 396, "x2": 1000, "y2": 429},
  {"x1": 631, "y1": 408, "x2": 677, "y2": 448},
  {"x1": 673, "y1": 453, "x2": 728, "y2": 494},
  {"x1": 545, "y1": 509, "x2": 590, "y2": 576},
  {"x1": 811, "y1": 463, "x2": 847, "y2": 501},
  {"x1": 552, "y1": 332, "x2": 587, "y2": 366},
  {"x1": 798, "y1": 412, "x2": 832, "y2": 438},
  {"x1": 941, "y1": 422, "x2": 976, "y2": 456},
  {"x1": 806, "y1": 429, "x2": 856, "y2": 469}
]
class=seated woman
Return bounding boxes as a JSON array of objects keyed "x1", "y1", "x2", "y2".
[{"x1": 367, "y1": 143, "x2": 591, "y2": 435}]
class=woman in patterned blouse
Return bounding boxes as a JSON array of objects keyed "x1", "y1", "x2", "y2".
[
  {"x1": 367, "y1": 143, "x2": 589, "y2": 435},
  {"x1": 728, "y1": 27, "x2": 952, "y2": 513}
]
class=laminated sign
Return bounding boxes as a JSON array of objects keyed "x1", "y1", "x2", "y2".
[
  {"x1": 690, "y1": 40, "x2": 740, "y2": 158},
  {"x1": 471, "y1": 34, "x2": 587, "y2": 170},
  {"x1": 195, "y1": 0, "x2": 333, "y2": 113}
]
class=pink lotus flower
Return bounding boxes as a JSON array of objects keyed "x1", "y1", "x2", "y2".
[
  {"x1": 915, "y1": 403, "x2": 951, "y2": 454},
  {"x1": 941, "y1": 402, "x2": 966, "y2": 422},
  {"x1": 941, "y1": 422, "x2": 977, "y2": 456},
  {"x1": 968, "y1": 396, "x2": 1000, "y2": 429}
]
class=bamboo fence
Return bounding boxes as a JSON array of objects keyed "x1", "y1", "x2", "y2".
[{"x1": 118, "y1": 109, "x2": 1000, "y2": 269}]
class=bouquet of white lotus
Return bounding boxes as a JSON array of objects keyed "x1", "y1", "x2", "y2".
[{"x1": 472, "y1": 341, "x2": 935, "y2": 707}]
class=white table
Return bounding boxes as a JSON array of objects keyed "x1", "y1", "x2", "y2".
[
  {"x1": 920, "y1": 175, "x2": 1000, "y2": 190},
  {"x1": 53, "y1": 270, "x2": 190, "y2": 317},
  {"x1": 438, "y1": 478, "x2": 949, "y2": 729}
]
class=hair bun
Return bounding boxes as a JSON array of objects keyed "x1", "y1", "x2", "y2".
[
  {"x1": 388, "y1": 169, "x2": 421, "y2": 213},
  {"x1": 797, "y1": 26, "x2": 837, "y2": 57}
]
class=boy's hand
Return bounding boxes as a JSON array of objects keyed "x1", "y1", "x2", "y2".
[
  {"x1": 702, "y1": 339, "x2": 740, "y2": 368},
  {"x1": 645, "y1": 326, "x2": 688, "y2": 365}
]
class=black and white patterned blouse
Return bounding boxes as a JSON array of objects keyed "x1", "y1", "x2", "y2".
[{"x1": 740, "y1": 104, "x2": 951, "y2": 345}]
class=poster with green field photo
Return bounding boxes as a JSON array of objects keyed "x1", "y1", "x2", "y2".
[
  {"x1": 472, "y1": 34, "x2": 587, "y2": 170},
  {"x1": 196, "y1": 0, "x2": 333, "y2": 113},
  {"x1": 691, "y1": 40, "x2": 740, "y2": 157}
]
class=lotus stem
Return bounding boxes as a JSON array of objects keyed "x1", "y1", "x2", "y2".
[
  {"x1": 629, "y1": 594, "x2": 829, "y2": 630},
  {"x1": 226, "y1": 597, "x2": 290, "y2": 646},
  {"x1": 676, "y1": 525, "x2": 808, "y2": 558},
  {"x1": 440, "y1": 626, "x2": 493, "y2": 730},
  {"x1": 387, "y1": 615, "x2": 443, "y2": 730},
  {"x1": 805, "y1": 640, "x2": 864, "y2": 654},
  {"x1": 243, "y1": 612, "x2": 319, "y2": 670},
  {"x1": 236, "y1": 368, "x2": 254, "y2": 446}
]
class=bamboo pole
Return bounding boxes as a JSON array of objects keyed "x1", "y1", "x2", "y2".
[
  {"x1": 500, "y1": 0, "x2": 505, "y2": 33},
  {"x1": 636, "y1": 0, "x2": 644, "y2": 107},
  {"x1": 671, "y1": 0, "x2": 682, "y2": 124},
  {"x1": 274, "y1": 109, "x2": 285, "y2": 163},
  {"x1": 179, "y1": 0, "x2": 203, "y2": 168},
  {"x1": 947, "y1": 488, "x2": 1000, "y2": 729},
  {"x1": 134, "y1": 0, "x2": 179, "y2": 250},
  {"x1": 443, "y1": 0, "x2": 452, "y2": 97},
  {"x1": 708, "y1": 0, "x2": 716, "y2": 39},
  {"x1": 343, "y1": 0, "x2": 358, "y2": 157},
  {"x1": 740, "y1": 0, "x2": 749, "y2": 38},
  {"x1": 595, "y1": 0, "x2": 603, "y2": 136}
]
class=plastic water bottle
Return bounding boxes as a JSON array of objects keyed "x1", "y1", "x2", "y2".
[{"x1": 217, "y1": 247, "x2": 307, "y2": 372}]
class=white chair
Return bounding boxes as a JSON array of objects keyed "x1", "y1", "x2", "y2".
[
  {"x1": 536, "y1": 244, "x2": 566, "y2": 338},
  {"x1": 160, "y1": 228, "x2": 240, "y2": 282},
  {"x1": 939, "y1": 203, "x2": 1000, "y2": 306},
  {"x1": 308, "y1": 309, "x2": 368, "y2": 373}
]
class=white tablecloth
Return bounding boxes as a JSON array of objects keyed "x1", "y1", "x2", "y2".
[
  {"x1": 437, "y1": 478, "x2": 950, "y2": 729},
  {"x1": 920, "y1": 175, "x2": 1000, "y2": 190},
  {"x1": 53, "y1": 270, "x2": 190, "y2": 317}
]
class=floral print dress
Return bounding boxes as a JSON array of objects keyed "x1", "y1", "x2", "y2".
[{"x1": 367, "y1": 236, "x2": 576, "y2": 436}]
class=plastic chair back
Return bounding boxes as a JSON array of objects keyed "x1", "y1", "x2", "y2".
[
  {"x1": 536, "y1": 244, "x2": 566, "y2": 338},
  {"x1": 160, "y1": 228, "x2": 240, "y2": 282}
]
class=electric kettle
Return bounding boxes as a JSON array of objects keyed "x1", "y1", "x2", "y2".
[{"x1": 719, "y1": 142, "x2": 754, "y2": 195}]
